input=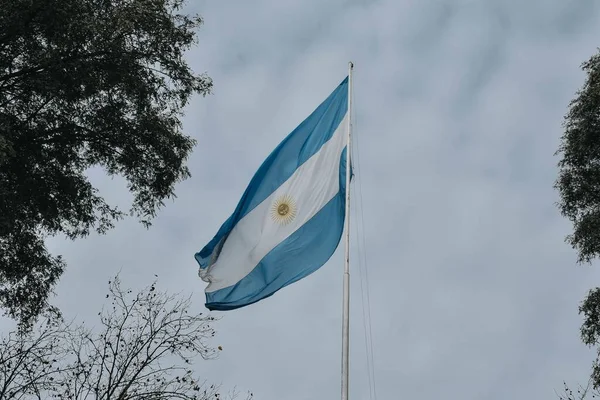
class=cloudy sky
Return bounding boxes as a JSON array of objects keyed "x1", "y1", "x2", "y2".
[{"x1": 5, "y1": 0, "x2": 600, "y2": 399}]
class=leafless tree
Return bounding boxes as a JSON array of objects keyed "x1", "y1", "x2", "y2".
[
  {"x1": 557, "y1": 379, "x2": 599, "y2": 400},
  {"x1": 0, "y1": 276, "x2": 252, "y2": 400},
  {"x1": 0, "y1": 312, "x2": 70, "y2": 399}
]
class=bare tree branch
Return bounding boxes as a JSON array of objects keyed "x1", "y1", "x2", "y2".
[
  {"x1": 557, "y1": 379, "x2": 599, "y2": 400},
  {"x1": 0, "y1": 275, "x2": 252, "y2": 400},
  {"x1": 0, "y1": 315, "x2": 72, "y2": 399}
]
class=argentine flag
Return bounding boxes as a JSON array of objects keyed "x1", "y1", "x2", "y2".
[{"x1": 195, "y1": 77, "x2": 350, "y2": 311}]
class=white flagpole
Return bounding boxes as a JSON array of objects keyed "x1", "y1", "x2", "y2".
[{"x1": 341, "y1": 61, "x2": 353, "y2": 400}]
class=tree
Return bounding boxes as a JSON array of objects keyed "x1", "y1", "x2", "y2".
[
  {"x1": 556, "y1": 49, "x2": 600, "y2": 389},
  {"x1": 556, "y1": 48, "x2": 600, "y2": 264},
  {"x1": 0, "y1": 312, "x2": 70, "y2": 399},
  {"x1": 555, "y1": 381, "x2": 598, "y2": 400},
  {"x1": 0, "y1": 0, "x2": 212, "y2": 328},
  {"x1": 576, "y1": 289, "x2": 600, "y2": 390},
  {"x1": 0, "y1": 276, "x2": 252, "y2": 400}
]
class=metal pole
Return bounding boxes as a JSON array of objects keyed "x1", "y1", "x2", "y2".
[{"x1": 341, "y1": 61, "x2": 353, "y2": 400}]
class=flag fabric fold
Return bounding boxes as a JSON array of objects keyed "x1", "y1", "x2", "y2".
[{"x1": 195, "y1": 77, "x2": 350, "y2": 311}]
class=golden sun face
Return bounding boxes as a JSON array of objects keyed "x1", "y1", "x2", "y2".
[{"x1": 271, "y1": 194, "x2": 297, "y2": 225}]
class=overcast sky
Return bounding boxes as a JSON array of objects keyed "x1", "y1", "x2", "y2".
[{"x1": 4, "y1": 0, "x2": 600, "y2": 399}]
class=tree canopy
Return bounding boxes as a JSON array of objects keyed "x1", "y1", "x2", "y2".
[
  {"x1": 556, "y1": 49, "x2": 600, "y2": 264},
  {"x1": 556, "y1": 49, "x2": 600, "y2": 389},
  {"x1": 0, "y1": 0, "x2": 211, "y2": 328}
]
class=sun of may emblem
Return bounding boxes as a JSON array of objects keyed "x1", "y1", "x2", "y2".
[{"x1": 271, "y1": 194, "x2": 297, "y2": 225}]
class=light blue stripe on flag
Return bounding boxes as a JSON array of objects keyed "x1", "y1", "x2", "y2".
[{"x1": 195, "y1": 77, "x2": 349, "y2": 311}]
